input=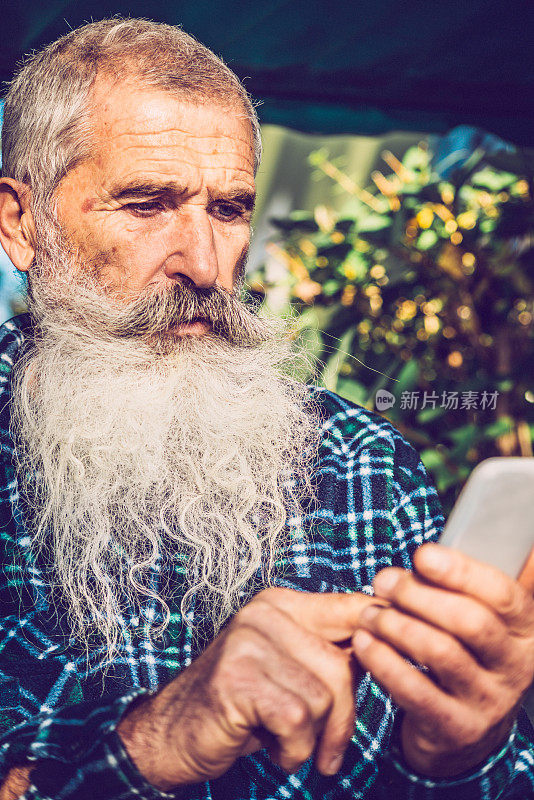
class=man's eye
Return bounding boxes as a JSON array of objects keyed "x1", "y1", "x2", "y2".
[
  {"x1": 212, "y1": 202, "x2": 244, "y2": 220},
  {"x1": 126, "y1": 201, "x2": 165, "y2": 216}
]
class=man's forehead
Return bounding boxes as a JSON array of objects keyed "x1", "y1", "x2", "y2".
[{"x1": 90, "y1": 79, "x2": 255, "y2": 164}]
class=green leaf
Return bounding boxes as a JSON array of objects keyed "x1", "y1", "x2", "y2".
[
  {"x1": 296, "y1": 305, "x2": 339, "y2": 332},
  {"x1": 496, "y1": 379, "x2": 514, "y2": 392},
  {"x1": 358, "y1": 214, "x2": 392, "y2": 232},
  {"x1": 448, "y1": 423, "x2": 478, "y2": 444},
  {"x1": 397, "y1": 182, "x2": 424, "y2": 196},
  {"x1": 394, "y1": 360, "x2": 419, "y2": 395},
  {"x1": 417, "y1": 230, "x2": 439, "y2": 250},
  {"x1": 338, "y1": 197, "x2": 366, "y2": 219},
  {"x1": 319, "y1": 327, "x2": 356, "y2": 391},
  {"x1": 435, "y1": 470, "x2": 463, "y2": 494},
  {"x1": 308, "y1": 148, "x2": 329, "y2": 167},
  {"x1": 402, "y1": 146, "x2": 429, "y2": 172},
  {"x1": 471, "y1": 168, "x2": 517, "y2": 192},
  {"x1": 420, "y1": 448, "x2": 445, "y2": 470},
  {"x1": 313, "y1": 232, "x2": 340, "y2": 250},
  {"x1": 322, "y1": 279, "x2": 341, "y2": 296},
  {"x1": 480, "y1": 219, "x2": 497, "y2": 233},
  {"x1": 338, "y1": 251, "x2": 368, "y2": 281},
  {"x1": 417, "y1": 404, "x2": 447, "y2": 423},
  {"x1": 336, "y1": 378, "x2": 368, "y2": 406},
  {"x1": 481, "y1": 417, "x2": 514, "y2": 439},
  {"x1": 270, "y1": 211, "x2": 318, "y2": 232}
]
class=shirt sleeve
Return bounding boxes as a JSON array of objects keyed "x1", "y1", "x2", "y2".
[
  {"x1": 0, "y1": 688, "x2": 213, "y2": 800},
  {"x1": 376, "y1": 711, "x2": 534, "y2": 799}
]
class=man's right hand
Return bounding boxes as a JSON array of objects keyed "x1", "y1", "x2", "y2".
[{"x1": 117, "y1": 587, "x2": 383, "y2": 790}]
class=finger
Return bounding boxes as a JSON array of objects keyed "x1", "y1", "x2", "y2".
[
  {"x1": 240, "y1": 731, "x2": 268, "y2": 757},
  {"x1": 243, "y1": 600, "x2": 357, "y2": 774},
  {"x1": 358, "y1": 604, "x2": 494, "y2": 701},
  {"x1": 350, "y1": 630, "x2": 504, "y2": 764},
  {"x1": 253, "y1": 680, "x2": 319, "y2": 774},
  {"x1": 413, "y1": 544, "x2": 533, "y2": 633},
  {"x1": 351, "y1": 628, "x2": 463, "y2": 725},
  {"x1": 518, "y1": 547, "x2": 534, "y2": 595},
  {"x1": 257, "y1": 586, "x2": 388, "y2": 643},
  {"x1": 372, "y1": 568, "x2": 510, "y2": 667}
]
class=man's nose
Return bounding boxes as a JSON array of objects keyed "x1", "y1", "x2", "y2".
[{"x1": 164, "y1": 208, "x2": 219, "y2": 289}]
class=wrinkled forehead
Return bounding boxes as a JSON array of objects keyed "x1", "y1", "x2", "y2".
[{"x1": 86, "y1": 79, "x2": 256, "y2": 181}]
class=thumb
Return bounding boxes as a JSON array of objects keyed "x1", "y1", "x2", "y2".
[
  {"x1": 518, "y1": 547, "x2": 534, "y2": 595},
  {"x1": 259, "y1": 586, "x2": 388, "y2": 642}
]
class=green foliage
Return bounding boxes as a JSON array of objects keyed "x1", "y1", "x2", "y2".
[{"x1": 250, "y1": 144, "x2": 534, "y2": 513}]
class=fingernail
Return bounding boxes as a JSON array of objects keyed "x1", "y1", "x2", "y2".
[
  {"x1": 326, "y1": 754, "x2": 343, "y2": 775},
  {"x1": 374, "y1": 570, "x2": 399, "y2": 595},
  {"x1": 360, "y1": 604, "x2": 381, "y2": 622},
  {"x1": 352, "y1": 629, "x2": 373, "y2": 652}
]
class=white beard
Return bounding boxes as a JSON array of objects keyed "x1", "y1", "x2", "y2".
[{"x1": 10, "y1": 211, "x2": 320, "y2": 661}]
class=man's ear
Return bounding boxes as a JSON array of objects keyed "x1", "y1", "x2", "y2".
[{"x1": 0, "y1": 178, "x2": 36, "y2": 272}]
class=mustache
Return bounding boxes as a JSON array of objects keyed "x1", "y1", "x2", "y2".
[
  {"x1": 90, "y1": 279, "x2": 272, "y2": 347},
  {"x1": 28, "y1": 208, "x2": 276, "y2": 348}
]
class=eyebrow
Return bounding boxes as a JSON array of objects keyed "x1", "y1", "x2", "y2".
[{"x1": 106, "y1": 179, "x2": 256, "y2": 211}]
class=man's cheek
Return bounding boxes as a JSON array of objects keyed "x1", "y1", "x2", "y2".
[
  {"x1": 92, "y1": 241, "x2": 162, "y2": 292},
  {"x1": 232, "y1": 244, "x2": 250, "y2": 289}
]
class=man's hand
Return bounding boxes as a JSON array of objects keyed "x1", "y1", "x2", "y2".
[
  {"x1": 0, "y1": 766, "x2": 32, "y2": 800},
  {"x1": 118, "y1": 588, "x2": 384, "y2": 790},
  {"x1": 352, "y1": 542, "x2": 534, "y2": 778}
]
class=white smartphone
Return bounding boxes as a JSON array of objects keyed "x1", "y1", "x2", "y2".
[{"x1": 439, "y1": 457, "x2": 534, "y2": 579}]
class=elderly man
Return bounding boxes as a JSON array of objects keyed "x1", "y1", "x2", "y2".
[{"x1": 0, "y1": 18, "x2": 532, "y2": 800}]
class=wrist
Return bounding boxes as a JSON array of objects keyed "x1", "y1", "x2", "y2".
[
  {"x1": 400, "y1": 714, "x2": 516, "y2": 779},
  {"x1": 117, "y1": 691, "x2": 178, "y2": 791}
]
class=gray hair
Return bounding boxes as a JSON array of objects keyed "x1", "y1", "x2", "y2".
[{"x1": 1, "y1": 17, "x2": 262, "y2": 210}]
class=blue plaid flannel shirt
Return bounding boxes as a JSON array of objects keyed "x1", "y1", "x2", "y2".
[{"x1": 0, "y1": 314, "x2": 532, "y2": 800}]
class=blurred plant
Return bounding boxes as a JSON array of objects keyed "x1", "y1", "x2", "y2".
[{"x1": 249, "y1": 137, "x2": 534, "y2": 512}]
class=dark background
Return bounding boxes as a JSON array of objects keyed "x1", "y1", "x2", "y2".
[{"x1": 1, "y1": 0, "x2": 533, "y2": 144}]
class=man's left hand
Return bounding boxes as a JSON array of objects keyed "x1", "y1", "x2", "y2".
[{"x1": 352, "y1": 543, "x2": 534, "y2": 778}]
